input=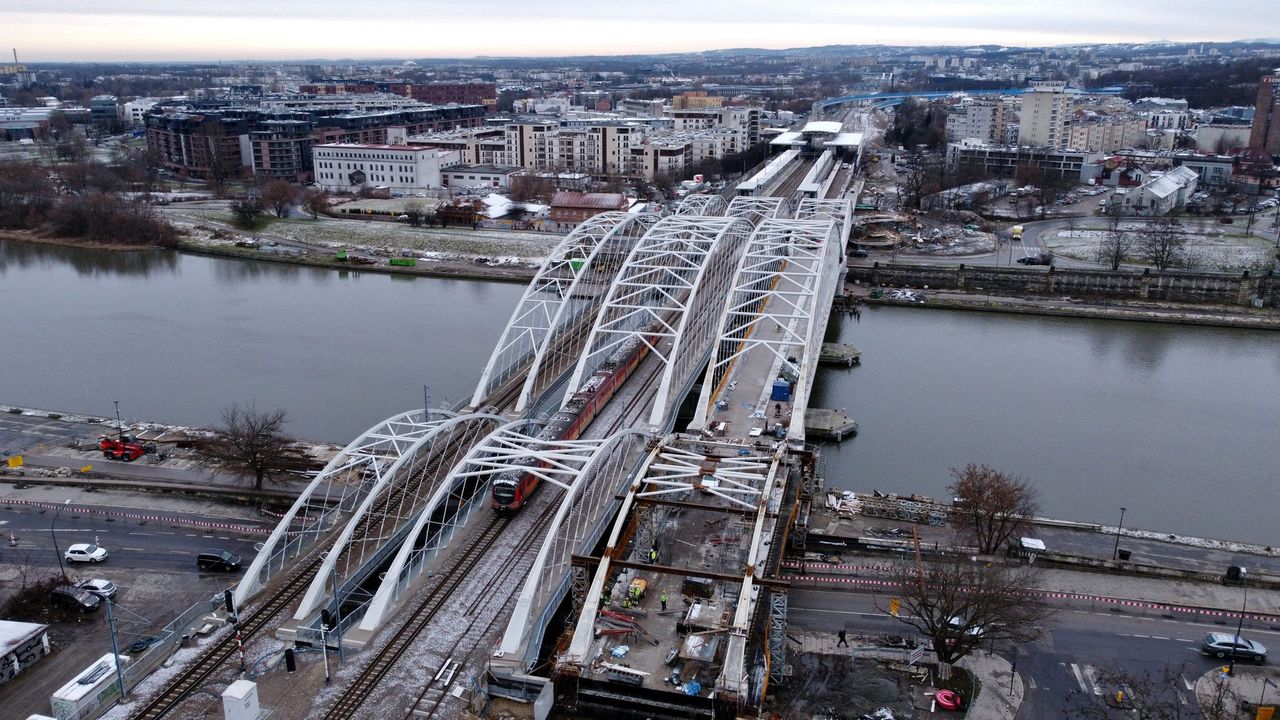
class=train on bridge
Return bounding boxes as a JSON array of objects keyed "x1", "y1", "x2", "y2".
[{"x1": 490, "y1": 333, "x2": 650, "y2": 511}]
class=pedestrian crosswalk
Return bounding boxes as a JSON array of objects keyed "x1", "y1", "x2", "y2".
[{"x1": 1064, "y1": 662, "x2": 1104, "y2": 696}]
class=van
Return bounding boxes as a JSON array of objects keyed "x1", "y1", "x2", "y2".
[{"x1": 197, "y1": 549, "x2": 243, "y2": 572}]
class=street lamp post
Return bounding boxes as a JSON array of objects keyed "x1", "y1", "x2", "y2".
[
  {"x1": 1228, "y1": 569, "x2": 1249, "y2": 677},
  {"x1": 50, "y1": 499, "x2": 71, "y2": 579},
  {"x1": 1112, "y1": 506, "x2": 1127, "y2": 561}
]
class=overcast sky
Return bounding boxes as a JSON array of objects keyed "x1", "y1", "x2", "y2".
[{"x1": 4, "y1": 0, "x2": 1278, "y2": 62}]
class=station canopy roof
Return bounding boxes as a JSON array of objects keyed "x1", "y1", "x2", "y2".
[{"x1": 800, "y1": 120, "x2": 842, "y2": 135}]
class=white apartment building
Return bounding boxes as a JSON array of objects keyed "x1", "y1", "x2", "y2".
[
  {"x1": 1017, "y1": 81, "x2": 1070, "y2": 148},
  {"x1": 1067, "y1": 117, "x2": 1149, "y2": 153},
  {"x1": 946, "y1": 98, "x2": 1010, "y2": 144},
  {"x1": 122, "y1": 98, "x2": 161, "y2": 128},
  {"x1": 313, "y1": 143, "x2": 460, "y2": 192}
]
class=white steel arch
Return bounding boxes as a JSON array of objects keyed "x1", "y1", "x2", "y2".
[
  {"x1": 690, "y1": 217, "x2": 843, "y2": 443},
  {"x1": 234, "y1": 409, "x2": 451, "y2": 608},
  {"x1": 494, "y1": 429, "x2": 649, "y2": 666},
  {"x1": 470, "y1": 212, "x2": 659, "y2": 410},
  {"x1": 674, "y1": 193, "x2": 728, "y2": 216},
  {"x1": 563, "y1": 215, "x2": 754, "y2": 432},
  {"x1": 358, "y1": 420, "x2": 621, "y2": 631},
  {"x1": 293, "y1": 413, "x2": 503, "y2": 622},
  {"x1": 796, "y1": 197, "x2": 853, "y2": 245},
  {"x1": 726, "y1": 196, "x2": 787, "y2": 225}
]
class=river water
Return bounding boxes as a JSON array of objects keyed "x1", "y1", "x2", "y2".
[{"x1": 3, "y1": 239, "x2": 1277, "y2": 543}]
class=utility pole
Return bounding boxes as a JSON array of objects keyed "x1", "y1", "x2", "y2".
[{"x1": 105, "y1": 598, "x2": 128, "y2": 702}]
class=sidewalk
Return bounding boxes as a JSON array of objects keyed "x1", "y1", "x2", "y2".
[
  {"x1": 1194, "y1": 665, "x2": 1279, "y2": 718},
  {"x1": 792, "y1": 630, "x2": 1023, "y2": 719}
]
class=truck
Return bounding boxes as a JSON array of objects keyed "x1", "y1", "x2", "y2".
[{"x1": 97, "y1": 404, "x2": 156, "y2": 462}]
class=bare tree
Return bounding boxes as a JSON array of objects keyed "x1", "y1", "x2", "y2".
[
  {"x1": 260, "y1": 179, "x2": 298, "y2": 218},
  {"x1": 302, "y1": 188, "x2": 328, "y2": 219},
  {"x1": 200, "y1": 404, "x2": 309, "y2": 491},
  {"x1": 1135, "y1": 217, "x2": 1186, "y2": 270},
  {"x1": 948, "y1": 464, "x2": 1039, "y2": 554},
  {"x1": 881, "y1": 553, "x2": 1054, "y2": 667},
  {"x1": 1094, "y1": 224, "x2": 1135, "y2": 271}
]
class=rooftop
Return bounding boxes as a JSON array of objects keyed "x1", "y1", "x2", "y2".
[{"x1": 550, "y1": 191, "x2": 628, "y2": 210}]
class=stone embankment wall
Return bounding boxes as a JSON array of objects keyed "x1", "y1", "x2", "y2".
[{"x1": 849, "y1": 263, "x2": 1279, "y2": 308}]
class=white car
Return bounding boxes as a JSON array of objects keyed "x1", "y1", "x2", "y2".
[
  {"x1": 77, "y1": 578, "x2": 118, "y2": 599},
  {"x1": 64, "y1": 543, "x2": 108, "y2": 564}
]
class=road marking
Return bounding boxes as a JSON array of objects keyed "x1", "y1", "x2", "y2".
[
  {"x1": 123, "y1": 547, "x2": 145, "y2": 551},
  {"x1": 1151, "y1": 636, "x2": 1170, "y2": 640},
  {"x1": 1027, "y1": 677, "x2": 1037, "y2": 690},
  {"x1": 169, "y1": 550, "x2": 189, "y2": 555},
  {"x1": 1182, "y1": 676, "x2": 1195, "y2": 691},
  {"x1": 1083, "y1": 665, "x2": 1102, "y2": 695},
  {"x1": 1069, "y1": 663, "x2": 1091, "y2": 694}
]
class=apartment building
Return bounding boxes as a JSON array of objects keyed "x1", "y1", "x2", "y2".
[
  {"x1": 408, "y1": 127, "x2": 507, "y2": 165},
  {"x1": 249, "y1": 119, "x2": 313, "y2": 181},
  {"x1": 947, "y1": 140, "x2": 1102, "y2": 182},
  {"x1": 1066, "y1": 117, "x2": 1148, "y2": 153},
  {"x1": 946, "y1": 98, "x2": 1010, "y2": 144},
  {"x1": 312, "y1": 143, "x2": 460, "y2": 193},
  {"x1": 1017, "y1": 81, "x2": 1070, "y2": 148}
]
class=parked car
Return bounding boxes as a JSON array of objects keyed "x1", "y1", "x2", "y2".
[
  {"x1": 51, "y1": 585, "x2": 102, "y2": 612},
  {"x1": 850, "y1": 249, "x2": 869, "y2": 258},
  {"x1": 1201, "y1": 633, "x2": 1267, "y2": 663},
  {"x1": 76, "y1": 578, "x2": 118, "y2": 600},
  {"x1": 197, "y1": 549, "x2": 243, "y2": 572},
  {"x1": 64, "y1": 543, "x2": 108, "y2": 564}
]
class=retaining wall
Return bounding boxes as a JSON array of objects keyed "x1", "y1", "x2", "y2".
[{"x1": 848, "y1": 263, "x2": 1280, "y2": 308}]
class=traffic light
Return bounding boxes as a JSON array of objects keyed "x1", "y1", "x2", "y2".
[
  {"x1": 223, "y1": 589, "x2": 235, "y2": 617},
  {"x1": 284, "y1": 648, "x2": 296, "y2": 672}
]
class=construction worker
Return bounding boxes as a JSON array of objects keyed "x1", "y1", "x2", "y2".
[
  {"x1": 660, "y1": 592, "x2": 668, "y2": 612},
  {"x1": 647, "y1": 547, "x2": 657, "y2": 564}
]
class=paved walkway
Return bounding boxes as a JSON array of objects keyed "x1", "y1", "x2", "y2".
[
  {"x1": 1194, "y1": 664, "x2": 1280, "y2": 718},
  {"x1": 793, "y1": 630, "x2": 1024, "y2": 718}
]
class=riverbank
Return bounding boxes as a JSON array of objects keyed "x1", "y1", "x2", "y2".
[
  {"x1": 176, "y1": 240, "x2": 536, "y2": 284},
  {"x1": 0, "y1": 229, "x2": 158, "y2": 253},
  {"x1": 844, "y1": 284, "x2": 1280, "y2": 330}
]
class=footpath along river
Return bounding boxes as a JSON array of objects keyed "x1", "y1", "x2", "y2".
[{"x1": 2, "y1": 239, "x2": 1277, "y2": 543}]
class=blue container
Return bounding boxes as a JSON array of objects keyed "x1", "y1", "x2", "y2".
[{"x1": 770, "y1": 379, "x2": 791, "y2": 402}]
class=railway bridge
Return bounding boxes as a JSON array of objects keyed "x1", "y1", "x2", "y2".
[{"x1": 133, "y1": 150, "x2": 860, "y2": 720}]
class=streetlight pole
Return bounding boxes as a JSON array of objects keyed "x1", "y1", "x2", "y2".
[
  {"x1": 1228, "y1": 569, "x2": 1248, "y2": 677},
  {"x1": 50, "y1": 499, "x2": 71, "y2": 579},
  {"x1": 1112, "y1": 506, "x2": 1127, "y2": 561}
]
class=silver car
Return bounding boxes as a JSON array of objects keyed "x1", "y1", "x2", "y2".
[{"x1": 1201, "y1": 633, "x2": 1267, "y2": 663}]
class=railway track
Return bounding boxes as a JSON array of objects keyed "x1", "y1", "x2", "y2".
[
  {"x1": 398, "y1": 499, "x2": 563, "y2": 719},
  {"x1": 323, "y1": 513, "x2": 514, "y2": 719},
  {"x1": 129, "y1": 555, "x2": 323, "y2": 720}
]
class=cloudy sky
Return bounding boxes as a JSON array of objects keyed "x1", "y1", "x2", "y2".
[{"x1": 4, "y1": 0, "x2": 1277, "y2": 62}]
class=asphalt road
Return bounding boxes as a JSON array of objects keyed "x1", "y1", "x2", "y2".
[
  {"x1": 0, "y1": 412, "x2": 102, "y2": 454},
  {"x1": 0, "y1": 504, "x2": 262, "y2": 574},
  {"x1": 789, "y1": 587, "x2": 1280, "y2": 719}
]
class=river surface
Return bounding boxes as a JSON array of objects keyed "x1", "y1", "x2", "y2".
[
  {"x1": 3, "y1": 239, "x2": 1278, "y2": 543},
  {"x1": 814, "y1": 305, "x2": 1280, "y2": 545}
]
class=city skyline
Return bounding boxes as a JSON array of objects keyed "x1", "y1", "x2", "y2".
[{"x1": 4, "y1": 0, "x2": 1279, "y2": 62}]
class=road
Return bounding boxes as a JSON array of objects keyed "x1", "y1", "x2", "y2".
[
  {"x1": 789, "y1": 587, "x2": 1280, "y2": 718},
  {"x1": 0, "y1": 504, "x2": 263, "y2": 574}
]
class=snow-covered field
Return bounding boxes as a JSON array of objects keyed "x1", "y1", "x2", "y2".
[
  {"x1": 1043, "y1": 224, "x2": 1277, "y2": 272},
  {"x1": 166, "y1": 209, "x2": 560, "y2": 263}
]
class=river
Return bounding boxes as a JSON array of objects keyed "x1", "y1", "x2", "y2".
[{"x1": 3, "y1": 239, "x2": 1277, "y2": 543}]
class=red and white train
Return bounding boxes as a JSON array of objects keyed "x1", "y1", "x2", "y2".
[{"x1": 490, "y1": 335, "x2": 649, "y2": 512}]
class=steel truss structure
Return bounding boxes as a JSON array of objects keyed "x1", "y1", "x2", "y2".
[
  {"x1": 293, "y1": 413, "x2": 503, "y2": 624},
  {"x1": 690, "y1": 216, "x2": 844, "y2": 443},
  {"x1": 674, "y1": 193, "x2": 727, "y2": 216},
  {"x1": 494, "y1": 430, "x2": 650, "y2": 668},
  {"x1": 565, "y1": 215, "x2": 754, "y2": 433},
  {"x1": 234, "y1": 409, "x2": 452, "y2": 608},
  {"x1": 560, "y1": 436, "x2": 786, "y2": 711},
  {"x1": 795, "y1": 198, "x2": 853, "y2": 245},
  {"x1": 726, "y1": 196, "x2": 788, "y2": 226},
  {"x1": 471, "y1": 212, "x2": 659, "y2": 412}
]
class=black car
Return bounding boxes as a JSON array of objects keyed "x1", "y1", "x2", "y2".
[
  {"x1": 51, "y1": 585, "x2": 102, "y2": 612},
  {"x1": 197, "y1": 549, "x2": 243, "y2": 572},
  {"x1": 850, "y1": 249, "x2": 870, "y2": 258}
]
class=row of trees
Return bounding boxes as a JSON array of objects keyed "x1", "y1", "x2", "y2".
[
  {"x1": 229, "y1": 180, "x2": 329, "y2": 228},
  {"x1": 1093, "y1": 215, "x2": 1192, "y2": 271},
  {"x1": 0, "y1": 159, "x2": 177, "y2": 246}
]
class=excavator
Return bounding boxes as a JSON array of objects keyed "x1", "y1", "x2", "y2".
[{"x1": 97, "y1": 402, "x2": 155, "y2": 462}]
